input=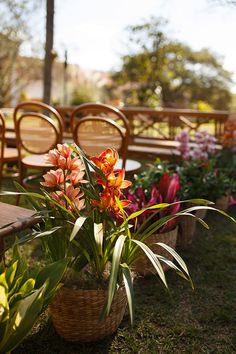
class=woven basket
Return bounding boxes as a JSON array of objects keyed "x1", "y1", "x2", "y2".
[
  {"x1": 133, "y1": 227, "x2": 178, "y2": 275},
  {"x1": 177, "y1": 215, "x2": 197, "y2": 250},
  {"x1": 215, "y1": 195, "x2": 229, "y2": 211},
  {"x1": 50, "y1": 286, "x2": 127, "y2": 342}
]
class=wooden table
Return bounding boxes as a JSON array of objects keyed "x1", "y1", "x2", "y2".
[{"x1": 0, "y1": 202, "x2": 40, "y2": 256}]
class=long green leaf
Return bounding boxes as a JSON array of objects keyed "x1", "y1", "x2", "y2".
[
  {"x1": 156, "y1": 242, "x2": 190, "y2": 277},
  {"x1": 94, "y1": 223, "x2": 103, "y2": 256},
  {"x1": 105, "y1": 234, "x2": 126, "y2": 316},
  {"x1": 132, "y1": 239, "x2": 167, "y2": 288},
  {"x1": 35, "y1": 259, "x2": 68, "y2": 305},
  {"x1": 121, "y1": 263, "x2": 134, "y2": 326},
  {"x1": 70, "y1": 217, "x2": 87, "y2": 241}
]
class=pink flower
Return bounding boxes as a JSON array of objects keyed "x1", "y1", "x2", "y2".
[
  {"x1": 65, "y1": 184, "x2": 84, "y2": 202},
  {"x1": 45, "y1": 149, "x2": 59, "y2": 166},
  {"x1": 40, "y1": 169, "x2": 64, "y2": 188},
  {"x1": 175, "y1": 129, "x2": 190, "y2": 161},
  {"x1": 57, "y1": 144, "x2": 73, "y2": 158},
  {"x1": 68, "y1": 157, "x2": 85, "y2": 171},
  {"x1": 68, "y1": 170, "x2": 87, "y2": 185}
]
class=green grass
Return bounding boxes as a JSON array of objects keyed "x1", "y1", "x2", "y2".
[{"x1": 1, "y1": 177, "x2": 236, "y2": 353}]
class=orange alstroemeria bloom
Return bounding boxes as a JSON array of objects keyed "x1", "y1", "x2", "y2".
[
  {"x1": 90, "y1": 190, "x2": 113, "y2": 212},
  {"x1": 106, "y1": 169, "x2": 132, "y2": 190},
  {"x1": 111, "y1": 198, "x2": 131, "y2": 216},
  {"x1": 90, "y1": 148, "x2": 118, "y2": 175}
]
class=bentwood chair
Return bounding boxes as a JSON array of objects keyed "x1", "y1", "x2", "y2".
[
  {"x1": 13, "y1": 101, "x2": 63, "y2": 188},
  {"x1": 70, "y1": 102, "x2": 135, "y2": 169},
  {"x1": 0, "y1": 111, "x2": 18, "y2": 185},
  {"x1": 72, "y1": 116, "x2": 129, "y2": 169},
  {"x1": 70, "y1": 102, "x2": 130, "y2": 136}
]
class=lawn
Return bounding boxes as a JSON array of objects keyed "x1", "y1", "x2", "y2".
[{"x1": 1, "y1": 177, "x2": 236, "y2": 354}]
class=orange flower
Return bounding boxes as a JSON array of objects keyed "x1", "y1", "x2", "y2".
[
  {"x1": 41, "y1": 169, "x2": 64, "y2": 188},
  {"x1": 110, "y1": 198, "x2": 131, "y2": 216},
  {"x1": 106, "y1": 169, "x2": 132, "y2": 190},
  {"x1": 91, "y1": 190, "x2": 113, "y2": 212},
  {"x1": 90, "y1": 148, "x2": 118, "y2": 175}
]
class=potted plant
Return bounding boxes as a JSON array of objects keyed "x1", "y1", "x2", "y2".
[
  {"x1": 0, "y1": 246, "x2": 67, "y2": 354},
  {"x1": 8, "y1": 144, "x2": 233, "y2": 342},
  {"x1": 125, "y1": 172, "x2": 180, "y2": 274},
  {"x1": 174, "y1": 129, "x2": 235, "y2": 248}
]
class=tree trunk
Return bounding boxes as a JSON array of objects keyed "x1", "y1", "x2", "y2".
[{"x1": 43, "y1": 0, "x2": 54, "y2": 105}]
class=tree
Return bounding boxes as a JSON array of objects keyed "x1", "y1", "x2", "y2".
[
  {"x1": 112, "y1": 17, "x2": 232, "y2": 109},
  {"x1": 0, "y1": 0, "x2": 41, "y2": 107},
  {"x1": 43, "y1": 0, "x2": 55, "y2": 105}
]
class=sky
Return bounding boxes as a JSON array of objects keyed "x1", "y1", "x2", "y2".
[{"x1": 42, "y1": 0, "x2": 236, "y2": 90}]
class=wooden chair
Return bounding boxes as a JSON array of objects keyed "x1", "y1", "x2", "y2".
[
  {"x1": 72, "y1": 116, "x2": 129, "y2": 169},
  {"x1": 70, "y1": 102, "x2": 130, "y2": 136},
  {"x1": 13, "y1": 101, "x2": 63, "y2": 188},
  {"x1": 0, "y1": 111, "x2": 18, "y2": 184}
]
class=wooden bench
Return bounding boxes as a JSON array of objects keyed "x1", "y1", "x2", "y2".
[{"x1": 0, "y1": 202, "x2": 40, "y2": 257}]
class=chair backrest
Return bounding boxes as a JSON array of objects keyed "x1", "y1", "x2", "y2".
[
  {"x1": 13, "y1": 101, "x2": 63, "y2": 160},
  {"x1": 70, "y1": 102, "x2": 130, "y2": 136},
  {"x1": 0, "y1": 111, "x2": 5, "y2": 181},
  {"x1": 72, "y1": 116, "x2": 129, "y2": 168}
]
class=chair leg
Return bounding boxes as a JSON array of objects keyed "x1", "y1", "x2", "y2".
[
  {"x1": 0, "y1": 161, "x2": 3, "y2": 188},
  {"x1": 16, "y1": 163, "x2": 26, "y2": 205}
]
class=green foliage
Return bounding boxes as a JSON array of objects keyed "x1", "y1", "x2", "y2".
[
  {"x1": 131, "y1": 158, "x2": 172, "y2": 190},
  {"x1": 113, "y1": 17, "x2": 232, "y2": 109},
  {"x1": 70, "y1": 83, "x2": 100, "y2": 105},
  {"x1": 0, "y1": 245, "x2": 67, "y2": 354},
  {"x1": 176, "y1": 160, "x2": 234, "y2": 201}
]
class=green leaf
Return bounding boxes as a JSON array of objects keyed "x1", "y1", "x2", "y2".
[
  {"x1": 35, "y1": 259, "x2": 68, "y2": 305},
  {"x1": 18, "y1": 278, "x2": 35, "y2": 297},
  {"x1": 132, "y1": 239, "x2": 167, "y2": 288},
  {"x1": 0, "y1": 284, "x2": 9, "y2": 342},
  {"x1": 15, "y1": 227, "x2": 62, "y2": 245},
  {"x1": 105, "y1": 234, "x2": 127, "y2": 316},
  {"x1": 0, "y1": 286, "x2": 45, "y2": 354},
  {"x1": 156, "y1": 242, "x2": 190, "y2": 277},
  {"x1": 121, "y1": 263, "x2": 134, "y2": 326},
  {"x1": 5, "y1": 261, "x2": 18, "y2": 290},
  {"x1": 70, "y1": 217, "x2": 87, "y2": 241},
  {"x1": 94, "y1": 223, "x2": 103, "y2": 256}
]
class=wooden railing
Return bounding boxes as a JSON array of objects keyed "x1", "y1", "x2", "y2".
[
  {"x1": 3, "y1": 105, "x2": 230, "y2": 159},
  {"x1": 57, "y1": 106, "x2": 229, "y2": 142}
]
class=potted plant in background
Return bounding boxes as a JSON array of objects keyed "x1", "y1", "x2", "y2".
[
  {"x1": 6, "y1": 144, "x2": 233, "y2": 343},
  {"x1": 175, "y1": 129, "x2": 235, "y2": 248},
  {"x1": 125, "y1": 172, "x2": 180, "y2": 274},
  {"x1": 216, "y1": 117, "x2": 236, "y2": 203}
]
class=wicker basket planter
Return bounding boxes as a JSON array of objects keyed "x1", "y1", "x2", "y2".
[
  {"x1": 177, "y1": 215, "x2": 197, "y2": 250},
  {"x1": 215, "y1": 195, "x2": 229, "y2": 211},
  {"x1": 50, "y1": 286, "x2": 127, "y2": 342},
  {"x1": 133, "y1": 227, "x2": 178, "y2": 275}
]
